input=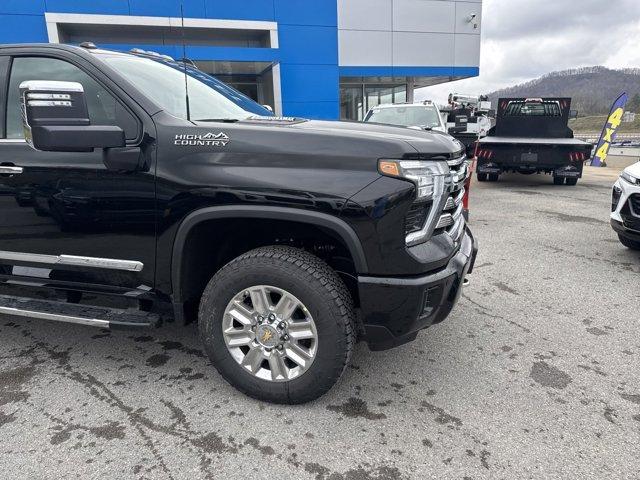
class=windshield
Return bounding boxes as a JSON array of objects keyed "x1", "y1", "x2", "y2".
[
  {"x1": 364, "y1": 105, "x2": 442, "y2": 128},
  {"x1": 101, "y1": 54, "x2": 273, "y2": 121}
]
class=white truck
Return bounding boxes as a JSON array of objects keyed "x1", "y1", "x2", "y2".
[{"x1": 363, "y1": 101, "x2": 447, "y2": 133}]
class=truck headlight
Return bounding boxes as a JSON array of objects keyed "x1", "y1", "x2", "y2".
[
  {"x1": 378, "y1": 160, "x2": 448, "y2": 200},
  {"x1": 379, "y1": 160, "x2": 450, "y2": 246},
  {"x1": 621, "y1": 170, "x2": 639, "y2": 185}
]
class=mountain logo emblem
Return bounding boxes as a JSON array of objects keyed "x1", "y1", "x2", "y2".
[{"x1": 201, "y1": 132, "x2": 229, "y2": 140}]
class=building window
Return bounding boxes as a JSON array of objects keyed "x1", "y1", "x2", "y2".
[
  {"x1": 339, "y1": 84, "x2": 407, "y2": 121},
  {"x1": 340, "y1": 86, "x2": 364, "y2": 121},
  {"x1": 194, "y1": 61, "x2": 276, "y2": 112}
]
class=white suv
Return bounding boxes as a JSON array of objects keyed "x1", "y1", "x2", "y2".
[
  {"x1": 611, "y1": 161, "x2": 640, "y2": 250},
  {"x1": 363, "y1": 101, "x2": 446, "y2": 133}
]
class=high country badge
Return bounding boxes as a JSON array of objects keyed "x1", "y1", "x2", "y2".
[{"x1": 174, "y1": 132, "x2": 230, "y2": 147}]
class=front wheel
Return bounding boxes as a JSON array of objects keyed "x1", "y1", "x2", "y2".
[
  {"x1": 553, "y1": 176, "x2": 565, "y2": 185},
  {"x1": 198, "y1": 246, "x2": 355, "y2": 404},
  {"x1": 618, "y1": 234, "x2": 640, "y2": 250},
  {"x1": 565, "y1": 178, "x2": 578, "y2": 186},
  {"x1": 477, "y1": 173, "x2": 488, "y2": 182},
  {"x1": 488, "y1": 173, "x2": 499, "y2": 182}
]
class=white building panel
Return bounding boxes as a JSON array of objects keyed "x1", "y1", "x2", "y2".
[
  {"x1": 392, "y1": 0, "x2": 455, "y2": 33},
  {"x1": 337, "y1": 0, "x2": 482, "y2": 67},
  {"x1": 393, "y1": 32, "x2": 454, "y2": 66},
  {"x1": 454, "y1": 33, "x2": 481, "y2": 66},
  {"x1": 339, "y1": 30, "x2": 393, "y2": 66},
  {"x1": 454, "y1": 1, "x2": 482, "y2": 34},
  {"x1": 337, "y1": 0, "x2": 392, "y2": 31}
]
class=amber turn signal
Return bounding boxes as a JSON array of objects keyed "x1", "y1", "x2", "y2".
[{"x1": 379, "y1": 160, "x2": 400, "y2": 177}]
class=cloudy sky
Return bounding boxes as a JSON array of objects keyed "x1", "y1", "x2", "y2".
[{"x1": 417, "y1": 0, "x2": 640, "y2": 103}]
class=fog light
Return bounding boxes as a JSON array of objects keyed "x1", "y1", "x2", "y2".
[{"x1": 612, "y1": 185, "x2": 622, "y2": 211}]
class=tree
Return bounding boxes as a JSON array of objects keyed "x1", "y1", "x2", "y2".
[{"x1": 627, "y1": 93, "x2": 640, "y2": 113}]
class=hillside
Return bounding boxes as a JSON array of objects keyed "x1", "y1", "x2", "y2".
[
  {"x1": 487, "y1": 67, "x2": 640, "y2": 117},
  {"x1": 568, "y1": 115, "x2": 640, "y2": 134}
]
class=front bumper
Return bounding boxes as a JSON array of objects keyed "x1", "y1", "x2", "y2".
[
  {"x1": 611, "y1": 218, "x2": 640, "y2": 242},
  {"x1": 611, "y1": 176, "x2": 640, "y2": 236},
  {"x1": 357, "y1": 228, "x2": 478, "y2": 351}
]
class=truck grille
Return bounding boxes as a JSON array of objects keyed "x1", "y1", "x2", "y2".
[
  {"x1": 404, "y1": 154, "x2": 468, "y2": 245},
  {"x1": 435, "y1": 191, "x2": 465, "y2": 230},
  {"x1": 622, "y1": 194, "x2": 640, "y2": 232},
  {"x1": 433, "y1": 155, "x2": 468, "y2": 240},
  {"x1": 630, "y1": 194, "x2": 640, "y2": 214}
]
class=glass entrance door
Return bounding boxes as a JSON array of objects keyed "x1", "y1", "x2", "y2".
[
  {"x1": 340, "y1": 86, "x2": 364, "y2": 121},
  {"x1": 339, "y1": 84, "x2": 407, "y2": 120}
]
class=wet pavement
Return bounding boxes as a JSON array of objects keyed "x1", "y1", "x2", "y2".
[{"x1": 0, "y1": 167, "x2": 638, "y2": 479}]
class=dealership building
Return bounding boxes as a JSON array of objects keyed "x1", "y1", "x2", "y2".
[{"x1": 0, "y1": 0, "x2": 482, "y2": 120}]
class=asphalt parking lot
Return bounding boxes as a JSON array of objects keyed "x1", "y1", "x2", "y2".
[{"x1": 0, "y1": 166, "x2": 638, "y2": 479}]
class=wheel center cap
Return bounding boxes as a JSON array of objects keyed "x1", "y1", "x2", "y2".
[{"x1": 255, "y1": 324, "x2": 279, "y2": 348}]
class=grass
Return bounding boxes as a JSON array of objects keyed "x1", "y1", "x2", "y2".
[{"x1": 569, "y1": 115, "x2": 640, "y2": 134}]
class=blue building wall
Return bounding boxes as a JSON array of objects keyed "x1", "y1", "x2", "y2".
[{"x1": 0, "y1": 0, "x2": 340, "y2": 119}]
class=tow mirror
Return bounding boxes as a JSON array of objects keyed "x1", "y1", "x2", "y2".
[
  {"x1": 20, "y1": 80, "x2": 125, "y2": 152},
  {"x1": 569, "y1": 109, "x2": 579, "y2": 120}
]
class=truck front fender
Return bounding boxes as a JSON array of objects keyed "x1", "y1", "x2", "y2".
[{"x1": 170, "y1": 205, "x2": 368, "y2": 305}]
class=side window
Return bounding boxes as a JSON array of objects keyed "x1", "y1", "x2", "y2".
[{"x1": 6, "y1": 56, "x2": 138, "y2": 140}]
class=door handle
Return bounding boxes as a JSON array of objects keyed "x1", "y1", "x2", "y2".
[{"x1": 0, "y1": 166, "x2": 23, "y2": 175}]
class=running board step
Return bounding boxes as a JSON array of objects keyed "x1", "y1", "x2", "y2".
[{"x1": 0, "y1": 294, "x2": 159, "y2": 329}]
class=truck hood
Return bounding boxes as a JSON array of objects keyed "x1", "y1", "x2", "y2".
[
  {"x1": 288, "y1": 119, "x2": 464, "y2": 156},
  {"x1": 194, "y1": 117, "x2": 465, "y2": 158}
]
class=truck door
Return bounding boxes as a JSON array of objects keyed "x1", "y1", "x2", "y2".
[{"x1": 0, "y1": 54, "x2": 156, "y2": 291}]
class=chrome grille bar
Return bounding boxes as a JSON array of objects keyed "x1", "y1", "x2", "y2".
[
  {"x1": 447, "y1": 154, "x2": 466, "y2": 168},
  {"x1": 444, "y1": 188, "x2": 465, "y2": 210},
  {"x1": 435, "y1": 203, "x2": 464, "y2": 229},
  {"x1": 436, "y1": 215, "x2": 454, "y2": 229},
  {"x1": 448, "y1": 213, "x2": 465, "y2": 241}
]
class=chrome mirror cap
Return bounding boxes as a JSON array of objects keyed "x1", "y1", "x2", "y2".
[{"x1": 19, "y1": 80, "x2": 85, "y2": 149}]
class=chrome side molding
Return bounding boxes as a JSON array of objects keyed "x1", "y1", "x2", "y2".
[
  {"x1": 58, "y1": 255, "x2": 143, "y2": 271},
  {"x1": 0, "y1": 251, "x2": 143, "y2": 272},
  {"x1": 0, "y1": 305, "x2": 111, "y2": 328}
]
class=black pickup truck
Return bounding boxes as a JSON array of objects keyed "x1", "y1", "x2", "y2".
[
  {"x1": 0, "y1": 43, "x2": 476, "y2": 403},
  {"x1": 476, "y1": 98, "x2": 592, "y2": 185}
]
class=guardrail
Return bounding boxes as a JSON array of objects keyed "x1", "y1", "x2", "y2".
[{"x1": 574, "y1": 133, "x2": 640, "y2": 142}]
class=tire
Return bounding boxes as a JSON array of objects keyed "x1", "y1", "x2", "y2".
[
  {"x1": 198, "y1": 246, "x2": 355, "y2": 404},
  {"x1": 565, "y1": 178, "x2": 578, "y2": 186},
  {"x1": 553, "y1": 176, "x2": 565, "y2": 185},
  {"x1": 488, "y1": 173, "x2": 499, "y2": 182},
  {"x1": 618, "y1": 234, "x2": 640, "y2": 250},
  {"x1": 477, "y1": 173, "x2": 488, "y2": 182}
]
